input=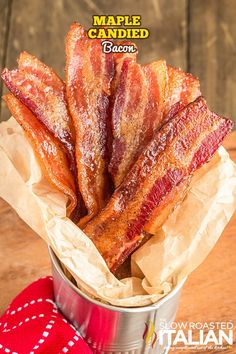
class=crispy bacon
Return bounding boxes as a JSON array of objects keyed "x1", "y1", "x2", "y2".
[
  {"x1": 3, "y1": 94, "x2": 77, "y2": 216},
  {"x1": 18, "y1": 52, "x2": 65, "y2": 92},
  {"x1": 1, "y1": 56, "x2": 75, "y2": 172},
  {"x1": 84, "y1": 97, "x2": 233, "y2": 272},
  {"x1": 111, "y1": 41, "x2": 138, "y2": 91},
  {"x1": 1, "y1": 54, "x2": 85, "y2": 220},
  {"x1": 164, "y1": 65, "x2": 201, "y2": 116},
  {"x1": 66, "y1": 23, "x2": 114, "y2": 225},
  {"x1": 113, "y1": 41, "x2": 138, "y2": 64},
  {"x1": 106, "y1": 42, "x2": 138, "y2": 160},
  {"x1": 109, "y1": 59, "x2": 168, "y2": 187}
]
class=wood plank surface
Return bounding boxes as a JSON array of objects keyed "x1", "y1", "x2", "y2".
[
  {"x1": 0, "y1": 202, "x2": 50, "y2": 313},
  {"x1": 0, "y1": 0, "x2": 10, "y2": 71},
  {"x1": 189, "y1": 0, "x2": 236, "y2": 124},
  {"x1": 0, "y1": 0, "x2": 187, "y2": 121},
  {"x1": 0, "y1": 0, "x2": 11, "y2": 117}
]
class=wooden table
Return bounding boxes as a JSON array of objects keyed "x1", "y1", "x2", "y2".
[{"x1": 0, "y1": 133, "x2": 235, "y2": 354}]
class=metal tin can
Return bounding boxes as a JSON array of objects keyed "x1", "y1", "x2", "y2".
[{"x1": 49, "y1": 247, "x2": 186, "y2": 354}]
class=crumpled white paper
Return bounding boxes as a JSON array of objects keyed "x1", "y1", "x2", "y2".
[{"x1": 0, "y1": 117, "x2": 235, "y2": 307}]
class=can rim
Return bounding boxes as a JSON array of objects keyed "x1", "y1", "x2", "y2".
[{"x1": 49, "y1": 246, "x2": 187, "y2": 313}]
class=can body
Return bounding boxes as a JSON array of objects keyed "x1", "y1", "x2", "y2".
[{"x1": 50, "y1": 248, "x2": 186, "y2": 354}]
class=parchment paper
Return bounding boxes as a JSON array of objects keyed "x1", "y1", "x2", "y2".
[{"x1": 0, "y1": 117, "x2": 236, "y2": 307}]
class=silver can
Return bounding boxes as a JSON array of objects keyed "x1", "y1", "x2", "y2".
[{"x1": 49, "y1": 247, "x2": 186, "y2": 354}]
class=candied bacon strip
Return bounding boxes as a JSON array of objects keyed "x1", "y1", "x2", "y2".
[
  {"x1": 111, "y1": 41, "x2": 138, "y2": 91},
  {"x1": 109, "y1": 62, "x2": 200, "y2": 188},
  {"x1": 109, "y1": 58, "x2": 168, "y2": 187},
  {"x1": 66, "y1": 23, "x2": 114, "y2": 225},
  {"x1": 113, "y1": 41, "x2": 138, "y2": 64},
  {"x1": 18, "y1": 51, "x2": 65, "y2": 92},
  {"x1": 1, "y1": 55, "x2": 75, "y2": 173},
  {"x1": 106, "y1": 42, "x2": 138, "y2": 159},
  {"x1": 1, "y1": 56, "x2": 84, "y2": 220},
  {"x1": 164, "y1": 65, "x2": 201, "y2": 116},
  {"x1": 3, "y1": 94, "x2": 77, "y2": 216},
  {"x1": 84, "y1": 97, "x2": 233, "y2": 272}
]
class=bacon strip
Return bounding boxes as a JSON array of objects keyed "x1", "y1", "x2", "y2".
[
  {"x1": 164, "y1": 65, "x2": 201, "y2": 116},
  {"x1": 106, "y1": 42, "x2": 138, "y2": 159},
  {"x1": 1, "y1": 54, "x2": 75, "y2": 173},
  {"x1": 18, "y1": 51, "x2": 65, "y2": 92},
  {"x1": 3, "y1": 94, "x2": 77, "y2": 216},
  {"x1": 84, "y1": 97, "x2": 233, "y2": 272},
  {"x1": 111, "y1": 41, "x2": 138, "y2": 91},
  {"x1": 109, "y1": 58, "x2": 168, "y2": 187},
  {"x1": 109, "y1": 62, "x2": 200, "y2": 188},
  {"x1": 66, "y1": 23, "x2": 114, "y2": 225},
  {"x1": 113, "y1": 41, "x2": 138, "y2": 64}
]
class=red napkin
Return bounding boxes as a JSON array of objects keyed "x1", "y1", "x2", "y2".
[{"x1": 0, "y1": 276, "x2": 92, "y2": 353}]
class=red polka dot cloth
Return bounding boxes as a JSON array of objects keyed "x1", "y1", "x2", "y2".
[{"x1": 0, "y1": 276, "x2": 92, "y2": 353}]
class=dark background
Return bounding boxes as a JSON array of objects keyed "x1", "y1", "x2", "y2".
[{"x1": 0, "y1": 0, "x2": 235, "y2": 127}]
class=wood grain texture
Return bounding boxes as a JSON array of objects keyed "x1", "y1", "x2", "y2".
[
  {"x1": 189, "y1": 0, "x2": 236, "y2": 128},
  {"x1": 0, "y1": 0, "x2": 83, "y2": 121},
  {"x1": 0, "y1": 0, "x2": 187, "y2": 121},
  {"x1": 0, "y1": 0, "x2": 10, "y2": 71},
  {"x1": 0, "y1": 0, "x2": 11, "y2": 117},
  {"x1": 0, "y1": 202, "x2": 50, "y2": 313}
]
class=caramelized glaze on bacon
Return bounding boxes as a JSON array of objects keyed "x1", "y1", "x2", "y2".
[
  {"x1": 113, "y1": 41, "x2": 138, "y2": 64},
  {"x1": 4, "y1": 94, "x2": 77, "y2": 216},
  {"x1": 111, "y1": 41, "x2": 137, "y2": 90},
  {"x1": 18, "y1": 52, "x2": 66, "y2": 92},
  {"x1": 109, "y1": 59, "x2": 168, "y2": 187},
  {"x1": 1, "y1": 55, "x2": 75, "y2": 172},
  {"x1": 107, "y1": 43, "x2": 138, "y2": 160},
  {"x1": 164, "y1": 65, "x2": 201, "y2": 116},
  {"x1": 66, "y1": 23, "x2": 114, "y2": 225},
  {"x1": 84, "y1": 97, "x2": 233, "y2": 272}
]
